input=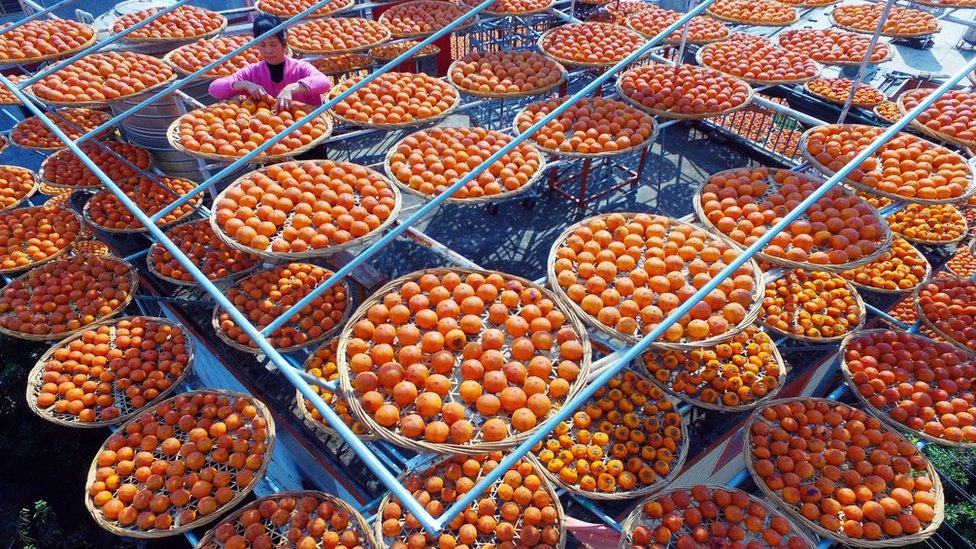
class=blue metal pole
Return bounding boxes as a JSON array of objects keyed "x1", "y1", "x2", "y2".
[
  {"x1": 19, "y1": 0, "x2": 195, "y2": 87},
  {"x1": 149, "y1": 0, "x2": 498, "y2": 223},
  {"x1": 0, "y1": 0, "x2": 77, "y2": 37},
  {"x1": 427, "y1": 56, "x2": 976, "y2": 530},
  {"x1": 0, "y1": 74, "x2": 441, "y2": 535},
  {"x1": 71, "y1": 0, "x2": 348, "y2": 145},
  {"x1": 257, "y1": 0, "x2": 719, "y2": 338}
]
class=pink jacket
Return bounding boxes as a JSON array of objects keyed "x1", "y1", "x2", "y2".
[{"x1": 209, "y1": 57, "x2": 332, "y2": 106}]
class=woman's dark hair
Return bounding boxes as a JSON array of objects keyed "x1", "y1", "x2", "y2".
[{"x1": 253, "y1": 13, "x2": 286, "y2": 43}]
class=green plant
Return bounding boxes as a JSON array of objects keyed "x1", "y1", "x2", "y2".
[{"x1": 924, "y1": 444, "x2": 976, "y2": 487}]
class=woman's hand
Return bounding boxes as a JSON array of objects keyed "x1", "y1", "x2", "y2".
[
  {"x1": 275, "y1": 83, "x2": 308, "y2": 112},
  {"x1": 232, "y1": 80, "x2": 270, "y2": 101}
]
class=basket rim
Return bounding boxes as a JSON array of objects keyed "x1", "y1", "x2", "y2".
[
  {"x1": 537, "y1": 22, "x2": 648, "y2": 69},
  {"x1": 803, "y1": 78, "x2": 887, "y2": 108},
  {"x1": 377, "y1": 1, "x2": 479, "y2": 39},
  {"x1": 545, "y1": 212, "x2": 765, "y2": 350},
  {"x1": 615, "y1": 65, "x2": 755, "y2": 121},
  {"x1": 0, "y1": 164, "x2": 39, "y2": 213},
  {"x1": 38, "y1": 140, "x2": 154, "y2": 191},
  {"x1": 742, "y1": 396, "x2": 945, "y2": 547},
  {"x1": 295, "y1": 337, "x2": 377, "y2": 442},
  {"x1": 146, "y1": 218, "x2": 262, "y2": 287},
  {"x1": 759, "y1": 269, "x2": 867, "y2": 343},
  {"x1": 841, "y1": 236, "x2": 932, "y2": 295},
  {"x1": 0, "y1": 254, "x2": 139, "y2": 341},
  {"x1": 382, "y1": 126, "x2": 549, "y2": 204},
  {"x1": 25, "y1": 315, "x2": 195, "y2": 428},
  {"x1": 446, "y1": 52, "x2": 568, "y2": 99},
  {"x1": 896, "y1": 92, "x2": 976, "y2": 150},
  {"x1": 337, "y1": 267, "x2": 594, "y2": 455},
  {"x1": 287, "y1": 18, "x2": 392, "y2": 55},
  {"x1": 829, "y1": 6, "x2": 942, "y2": 38},
  {"x1": 83, "y1": 177, "x2": 202, "y2": 234},
  {"x1": 328, "y1": 74, "x2": 461, "y2": 129},
  {"x1": 84, "y1": 388, "x2": 277, "y2": 539},
  {"x1": 694, "y1": 44, "x2": 823, "y2": 86},
  {"x1": 0, "y1": 204, "x2": 85, "y2": 275},
  {"x1": 208, "y1": 159, "x2": 404, "y2": 260}
]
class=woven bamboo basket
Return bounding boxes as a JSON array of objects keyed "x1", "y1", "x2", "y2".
[
  {"x1": 195, "y1": 490, "x2": 375, "y2": 548},
  {"x1": 618, "y1": 484, "x2": 820, "y2": 549},
  {"x1": 692, "y1": 167, "x2": 893, "y2": 273},
  {"x1": 759, "y1": 271, "x2": 867, "y2": 344},
  {"x1": 288, "y1": 20, "x2": 392, "y2": 56},
  {"x1": 804, "y1": 80, "x2": 887, "y2": 108},
  {"x1": 10, "y1": 109, "x2": 113, "y2": 151},
  {"x1": 771, "y1": 0, "x2": 840, "y2": 7},
  {"x1": 212, "y1": 266, "x2": 353, "y2": 355},
  {"x1": 897, "y1": 94, "x2": 976, "y2": 150},
  {"x1": 84, "y1": 389, "x2": 276, "y2": 539},
  {"x1": 83, "y1": 180, "x2": 202, "y2": 234},
  {"x1": 913, "y1": 0, "x2": 976, "y2": 7},
  {"x1": 694, "y1": 46, "x2": 823, "y2": 87},
  {"x1": 328, "y1": 79, "x2": 461, "y2": 130},
  {"x1": 378, "y1": 4, "x2": 479, "y2": 39},
  {"x1": 374, "y1": 454, "x2": 567, "y2": 549},
  {"x1": 743, "y1": 397, "x2": 945, "y2": 547},
  {"x1": 547, "y1": 213, "x2": 765, "y2": 350},
  {"x1": 893, "y1": 226, "x2": 968, "y2": 247},
  {"x1": 337, "y1": 267, "x2": 593, "y2": 455},
  {"x1": 1, "y1": 29, "x2": 98, "y2": 66},
  {"x1": 147, "y1": 219, "x2": 261, "y2": 288},
  {"x1": 637, "y1": 326, "x2": 789, "y2": 413},
  {"x1": 784, "y1": 38, "x2": 893, "y2": 67},
  {"x1": 295, "y1": 337, "x2": 376, "y2": 441},
  {"x1": 382, "y1": 130, "x2": 548, "y2": 205},
  {"x1": 113, "y1": 16, "x2": 227, "y2": 45},
  {"x1": 511, "y1": 103, "x2": 659, "y2": 159},
  {"x1": 38, "y1": 141, "x2": 154, "y2": 190},
  {"x1": 705, "y1": 6, "x2": 800, "y2": 26},
  {"x1": 0, "y1": 165, "x2": 39, "y2": 212},
  {"x1": 209, "y1": 160, "x2": 403, "y2": 261},
  {"x1": 466, "y1": 0, "x2": 557, "y2": 17},
  {"x1": 839, "y1": 328, "x2": 976, "y2": 448},
  {"x1": 254, "y1": 0, "x2": 355, "y2": 19},
  {"x1": 615, "y1": 72, "x2": 755, "y2": 121},
  {"x1": 841, "y1": 238, "x2": 932, "y2": 295},
  {"x1": 625, "y1": 15, "x2": 732, "y2": 45},
  {"x1": 527, "y1": 368, "x2": 689, "y2": 500},
  {"x1": 913, "y1": 274, "x2": 976, "y2": 354},
  {"x1": 25, "y1": 316, "x2": 194, "y2": 428},
  {"x1": 31, "y1": 70, "x2": 179, "y2": 110},
  {"x1": 969, "y1": 69, "x2": 976, "y2": 88},
  {"x1": 0, "y1": 255, "x2": 138, "y2": 342},
  {"x1": 368, "y1": 42, "x2": 441, "y2": 62},
  {"x1": 308, "y1": 53, "x2": 375, "y2": 77},
  {"x1": 0, "y1": 205, "x2": 84, "y2": 275},
  {"x1": 537, "y1": 24, "x2": 648, "y2": 69},
  {"x1": 873, "y1": 101, "x2": 901, "y2": 123},
  {"x1": 830, "y1": 10, "x2": 941, "y2": 38},
  {"x1": 167, "y1": 103, "x2": 335, "y2": 164},
  {"x1": 447, "y1": 56, "x2": 568, "y2": 99},
  {"x1": 162, "y1": 46, "x2": 260, "y2": 82}
]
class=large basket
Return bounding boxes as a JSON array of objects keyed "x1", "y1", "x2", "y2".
[
  {"x1": 288, "y1": 19, "x2": 392, "y2": 56},
  {"x1": 845, "y1": 246, "x2": 932, "y2": 296},
  {"x1": 382, "y1": 130, "x2": 548, "y2": 205},
  {"x1": 10, "y1": 109, "x2": 113, "y2": 151},
  {"x1": 830, "y1": 9, "x2": 941, "y2": 38},
  {"x1": 839, "y1": 328, "x2": 976, "y2": 448},
  {"x1": 328, "y1": 78, "x2": 461, "y2": 130},
  {"x1": 466, "y1": 0, "x2": 557, "y2": 17},
  {"x1": 897, "y1": 93, "x2": 976, "y2": 150},
  {"x1": 536, "y1": 24, "x2": 647, "y2": 69},
  {"x1": 0, "y1": 255, "x2": 137, "y2": 342},
  {"x1": 615, "y1": 73, "x2": 755, "y2": 121},
  {"x1": 337, "y1": 267, "x2": 593, "y2": 455},
  {"x1": 147, "y1": 219, "x2": 261, "y2": 288},
  {"x1": 528, "y1": 368, "x2": 689, "y2": 501},
  {"x1": 38, "y1": 142, "x2": 155, "y2": 191},
  {"x1": 692, "y1": 167, "x2": 893, "y2": 273},
  {"x1": 25, "y1": 316, "x2": 194, "y2": 428},
  {"x1": 254, "y1": 0, "x2": 355, "y2": 18},
  {"x1": 618, "y1": 484, "x2": 820, "y2": 549},
  {"x1": 798, "y1": 125, "x2": 976, "y2": 206},
  {"x1": 195, "y1": 490, "x2": 376, "y2": 548},
  {"x1": 295, "y1": 337, "x2": 376, "y2": 441},
  {"x1": 446, "y1": 56, "x2": 568, "y2": 99},
  {"x1": 31, "y1": 69, "x2": 178, "y2": 110},
  {"x1": 167, "y1": 104, "x2": 335, "y2": 164},
  {"x1": 113, "y1": 16, "x2": 227, "y2": 45},
  {"x1": 377, "y1": 2, "x2": 479, "y2": 39},
  {"x1": 759, "y1": 271, "x2": 867, "y2": 344},
  {"x1": 209, "y1": 160, "x2": 403, "y2": 261},
  {"x1": 0, "y1": 29, "x2": 98, "y2": 66},
  {"x1": 804, "y1": 79, "x2": 887, "y2": 108},
  {"x1": 624, "y1": 14, "x2": 732, "y2": 45},
  {"x1": 0, "y1": 165, "x2": 39, "y2": 212},
  {"x1": 547, "y1": 213, "x2": 764, "y2": 350},
  {"x1": 82, "y1": 179, "x2": 202, "y2": 234},
  {"x1": 0, "y1": 205, "x2": 84, "y2": 275},
  {"x1": 512, "y1": 102, "x2": 658, "y2": 159},
  {"x1": 705, "y1": 5, "x2": 799, "y2": 26},
  {"x1": 694, "y1": 45, "x2": 822, "y2": 87},
  {"x1": 913, "y1": 274, "x2": 976, "y2": 353},
  {"x1": 374, "y1": 455, "x2": 567, "y2": 549},
  {"x1": 743, "y1": 397, "x2": 945, "y2": 547},
  {"x1": 84, "y1": 389, "x2": 276, "y2": 539}
]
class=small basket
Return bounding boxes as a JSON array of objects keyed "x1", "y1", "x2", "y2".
[
  {"x1": 147, "y1": 219, "x2": 261, "y2": 287},
  {"x1": 695, "y1": 45, "x2": 822, "y2": 87},
  {"x1": 337, "y1": 268, "x2": 593, "y2": 455},
  {"x1": 759, "y1": 271, "x2": 867, "y2": 344},
  {"x1": 804, "y1": 79, "x2": 887, "y2": 108},
  {"x1": 511, "y1": 101, "x2": 658, "y2": 159},
  {"x1": 743, "y1": 397, "x2": 945, "y2": 547},
  {"x1": 25, "y1": 316, "x2": 194, "y2": 428},
  {"x1": 31, "y1": 69, "x2": 179, "y2": 110},
  {"x1": 38, "y1": 141, "x2": 154, "y2": 190},
  {"x1": 546, "y1": 213, "x2": 764, "y2": 350},
  {"x1": 84, "y1": 389, "x2": 276, "y2": 539},
  {"x1": 1, "y1": 29, "x2": 98, "y2": 66},
  {"x1": 615, "y1": 67, "x2": 754, "y2": 121},
  {"x1": 82, "y1": 178, "x2": 202, "y2": 234},
  {"x1": 10, "y1": 109, "x2": 113, "y2": 151},
  {"x1": 446, "y1": 54, "x2": 567, "y2": 99},
  {"x1": 842, "y1": 238, "x2": 932, "y2": 295},
  {"x1": 897, "y1": 93, "x2": 976, "y2": 150},
  {"x1": 209, "y1": 159, "x2": 403, "y2": 261},
  {"x1": 0, "y1": 204, "x2": 84, "y2": 275},
  {"x1": 0, "y1": 164, "x2": 39, "y2": 212},
  {"x1": 537, "y1": 23, "x2": 648, "y2": 69},
  {"x1": 295, "y1": 337, "x2": 376, "y2": 441}
]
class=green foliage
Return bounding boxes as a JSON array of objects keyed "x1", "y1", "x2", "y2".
[
  {"x1": 924, "y1": 444, "x2": 976, "y2": 487},
  {"x1": 14, "y1": 500, "x2": 94, "y2": 549},
  {"x1": 945, "y1": 501, "x2": 976, "y2": 544}
]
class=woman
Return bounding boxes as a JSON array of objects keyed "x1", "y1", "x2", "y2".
[{"x1": 209, "y1": 14, "x2": 331, "y2": 110}]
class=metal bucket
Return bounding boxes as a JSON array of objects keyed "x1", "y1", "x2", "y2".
[
  {"x1": 109, "y1": 89, "x2": 180, "y2": 150},
  {"x1": 181, "y1": 78, "x2": 217, "y2": 106}
]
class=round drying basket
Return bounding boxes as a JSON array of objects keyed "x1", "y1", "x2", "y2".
[
  {"x1": 295, "y1": 338, "x2": 376, "y2": 442},
  {"x1": 913, "y1": 275, "x2": 976, "y2": 354},
  {"x1": 254, "y1": 0, "x2": 355, "y2": 18},
  {"x1": 913, "y1": 0, "x2": 976, "y2": 7},
  {"x1": 625, "y1": 16, "x2": 732, "y2": 45},
  {"x1": 328, "y1": 84, "x2": 461, "y2": 130},
  {"x1": 615, "y1": 74, "x2": 754, "y2": 121},
  {"x1": 209, "y1": 160, "x2": 403, "y2": 261},
  {"x1": 0, "y1": 165, "x2": 40, "y2": 212},
  {"x1": 536, "y1": 26, "x2": 647, "y2": 69},
  {"x1": 0, "y1": 206, "x2": 84, "y2": 275},
  {"x1": 475, "y1": 0, "x2": 557, "y2": 17},
  {"x1": 897, "y1": 94, "x2": 976, "y2": 150},
  {"x1": 804, "y1": 80, "x2": 887, "y2": 108},
  {"x1": 743, "y1": 396, "x2": 945, "y2": 547},
  {"x1": 692, "y1": 167, "x2": 894, "y2": 273},
  {"x1": 759, "y1": 273, "x2": 867, "y2": 344},
  {"x1": 373, "y1": 455, "x2": 567, "y2": 549},
  {"x1": 37, "y1": 142, "x2": 155, "y2": 191},
  {"x1": 113, "y1": 16, "x2": 227, "y2": 45},
  {"x1": 146, "y1": 220, "x2": 261, "y2": 288},
  {"x1": 447, "y1": 57, "x2": 568, "y2": 99},
  {"x1": 162, "y1": 47, "x2": 255, "y2": 82},
  {"x1": 843, "y1": 241, "x2": 932, "y2": 295},
  {"x1": 636, "y1": 328, "x2": 789, "y2": 413},
  {"x1": 839, "y1": 328, "x2": 976, "y2": 448},
  {"x1": 379, "y1": 13, "x2": 479, "y2": 40},
  {"x1": 618, "y1": 483, "x2": 820, "y2": 549},
  {"x1": 1, "y1": 30, "x2": 98, "y2": 67},
  {"x1": 873, "y1": 102, "x2": 901, "y2": 123},
  {"x1": 705, "y1": 7, "x2": 800, "y2": 26},
  {"x1": 694, "y1": 46, "x2": 822, "y2": 87},
  {"x1": 84, "y1": 389, "x2": 276, "y2": 539},
  {"x1": 806, "y1": 46, "x2": 893, "y2": 67},
  {"x1": 527, "y1": 369, "x2": 689, "y2": 500},
  {"x1": 195, "y1": 490, "x2": 375, "y2": 548},
  {"x1": 31, "y1": 71, "x2": 178, "y2": 110},
  {"x1": 771, "y1": 0, "x2": 840, "y2": 7},
  {"x1": 0, "y1": 255, "x2": 138, "y2": 342},
  {"x1": 83, "y1": 183, "x2": 202, "y2": 234},
  {"x1": 212, "y1": 270, "x2": 353, "y2": 355},
  {"x1": 894, "y1": 227, "x2": 968, "y2": 247},
  {"x1": 167, "y1": 109, "x2": 335, "y2": 164},
  {"x1": 511, "y1": 104, "x2": 659, "y2": 159},
  {"x1": 830, "y1": 12, "x2": 941, "y2": 39},
  {"x1": 289, "y1": 24, "x2": 392, "y2": 56},
  {"x1": 10, "y1": 111, "x2": 114, "y2": 151},
  {"x1": 25, "y1": 316, "x2": 194, "y2": 428},
  {"x1": 337, "y1": 267, "x2": 593, "y2": 455},
  {"x1": 382, "y1": 133, "x2": 548, "y2": 205},
  {"x1": 546, "y1": 213, "x2": 765, "y2": 350}
]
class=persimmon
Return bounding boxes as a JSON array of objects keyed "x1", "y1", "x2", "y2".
[
  {"x1": 85, "y1": 176, "x2": 200, "y2": 232},
  {"x1": 761, "y1": 270, "x2": 862, "y2": 340},
  {"x1": 329, "y1": 72, "x2": 458, "y2": 127},
  {"x1": 378, "y1": 0, "x2": 478, "y2": 38},
  {"x1": 946, "y1": 245, "x2": 976, "y2": 278},
  {"x1": 618, "y1": 63, "x2": 751, "y2": 118},
  {"x1": 706, "y1": 0, "x2": 797, "y2": 26},
  {"x1": 539, "y1": 22, "x2": 644, "y2": 66},
  {"x1": 901, "y1": 88, "x2": 976, "y2": 146},
  {"x1": 86, "y1": 391, "x2": 272, "y2": 534},
  {"x1": 806, "y1": 77, "x2": 886, "y2": 107},
  {"x1": 887, "y1": 204, "x2": 966, "y2": 244},
  {"x1": 166, "y1": 35, "x2": 262, "y2": 79},
  {"x1": 626, "y1": 6, "x2": 730, "y2": 44},
  {"x1": 515, "y1": 97, "x2": 656, "y2": 155},
  {"x1": 287, "y1": 17, "x2": 390, "y2": 54},
  {"x1": 42, "y1": 141, "x2": 151, "y2": 189},
  {"x1": 450, "y1": 50, "x2": 564, "y2": 97},
  {"x1": 0, "y1": 19, "x2": 95, "y2": 63},
  {"x1": 31, "y1": 52, "x2": 175, "y2": 104},
  {"x1": 699, "y1": 33, "x2": 819, "y2": 84},
  {"x1": 10, "y1": 108, "x2": 111, "y2": 150},
  {"x1": 831, "y1": 4, "x2": 939, "y2": 37},
  {"x1": 111, "y1": 5, "x2": 225, "y2": 41},
  {"x1": 150, "y1": 219, "x2": 259, "y2": 283},
  {"x1": 778, "y1": 28, "x2": 891, "y2": 65},
  {"x1": 874, "y1": 101, "x2": 902, "y2": 124},
  {"x1": 216, "y1": 263, "x2": 348, "y2": 351},
  {"x1": 387, "y1": 127, "x2": 543, "y2": 200},
  {"x1": 0, "y1": 165, "x2": 36, "y2": 211},
  {"x1": 840, "y1": 236, "x2": 928, "y2": 292}
]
